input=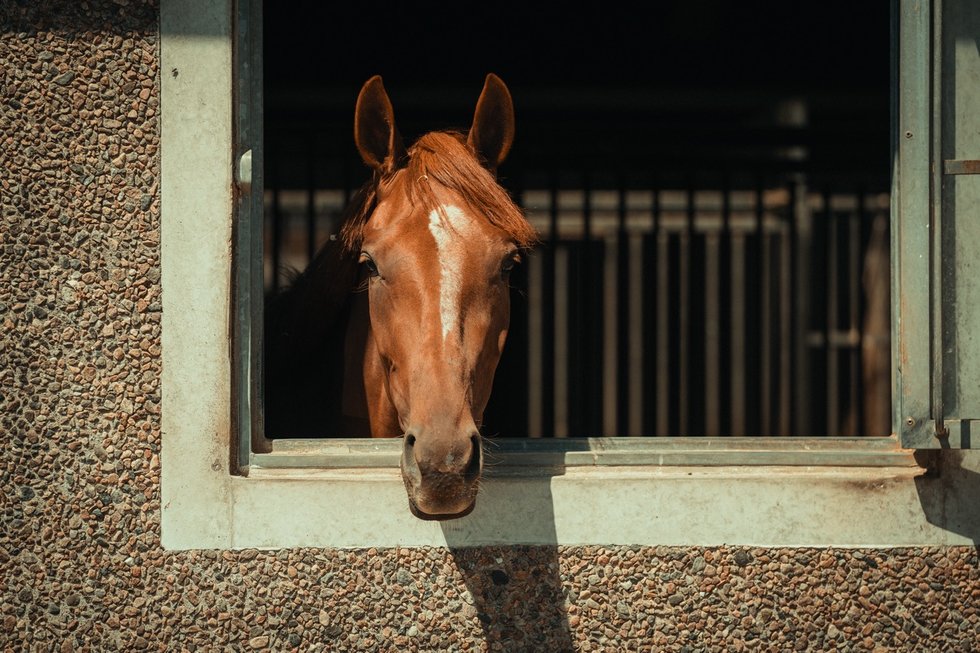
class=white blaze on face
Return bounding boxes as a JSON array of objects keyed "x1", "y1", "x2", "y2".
[{"x1": 428, "y1": 204, "x2": 472, "y2": 342}]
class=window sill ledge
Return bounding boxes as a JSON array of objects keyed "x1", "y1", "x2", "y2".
[{"x1": 247, "y1": 435, "x2": 916, "y2": 475}]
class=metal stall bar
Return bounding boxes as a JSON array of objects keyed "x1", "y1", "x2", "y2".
[
  {"x1": 759, "y1": 184, "x2": 773, "y2": 434},
  {"x1": 848, "y1": 195, "x2": 864, "y2": 434},
  {"x1": 825, "y1": 190, "x2": 840, "y2": 434},
  {"x1": 678, "y1": 187, "x2": 694, "y2": 435},
  {"x1": 602, "y1": 191, "x2": 620, "y2": 436},
  {"x1": 719, "y1": 182, "x2": 733, "y2": 435},
  {"x1": 929, "y1": 0, "x2": 948, "y2": 440},
  {"x1": 526, "y1": 191, "x2": 544, "y2": 438},
  {"x1": 729, "y1": 191, "x2": 747, "y2": 436},
  {"x1": 655, "y1": 189, "x2": 670, "y2": 435},
  {"x1": 543, "y1": 183, "x2": 559, "y2": 438},
  {"x1": 650, "y1": 188, "x2": 668, "y2": 436},
  {"x1": 615, "y1": 185, "x2": 632, "y2": 435},
  {"x1": 233, "y1": 0, "x2": 265, "y2": 466},
  {"x1": 780, "y1": 181, "x2": 796, "y2": 435},
  {"x1": 576, "y1": 179, "x2": 602, "y2": 435},
  {"x1": 627, "y1": 190, "x2": 645, "y2": 436},
  {"x1": 553, "y1": 188, "x2": 570, "y2": 437},
  {"x1": 704, "y1": 196, "x2": 721, "y2": 435}
]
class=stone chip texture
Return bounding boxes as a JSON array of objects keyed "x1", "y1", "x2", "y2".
[{"x1": 1, "y1": 1, "x2": 979, "y2": 651}]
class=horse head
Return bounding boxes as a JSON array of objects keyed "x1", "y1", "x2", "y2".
[{"x1": 346, "y1": 74, "x2": 536, "y2": 519}]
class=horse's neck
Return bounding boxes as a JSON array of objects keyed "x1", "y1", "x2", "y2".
[
  {"x1": 264, "y1": 238, "x2": 400, "y2": 438},
  {"x1": 263, "y1": 241, "x2": 361, "y2": 438},
  {"x1": 341, "y1": 291, "x2": 401, "y2": 438},
  {"x1": 340, "y1": 292, "x2": 371, "y2": 435}
]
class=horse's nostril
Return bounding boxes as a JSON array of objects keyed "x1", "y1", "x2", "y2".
[
  {"x1": 402, "y1": 432, "x2": 421, "y2": 483},
  {"x1": 465, "y1": 432, "x2": 482, "y2": 480}
]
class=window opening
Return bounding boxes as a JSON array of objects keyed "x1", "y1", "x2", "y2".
[{"x1": 258, "y1": 2, "x2": 892, "y2": 441}]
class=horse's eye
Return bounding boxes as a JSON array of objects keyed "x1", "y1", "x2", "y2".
[
  {"x1": 501, "y1": 251, "x2": 521, "y2": 279},
  {"x1": 359, "y1": 252, "x2": 380, "y2": 278}
]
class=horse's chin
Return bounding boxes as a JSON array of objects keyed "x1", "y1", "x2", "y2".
[
  {"x1": 408, "y1": 497, "x2": 476, "y2": 521},
  {"x1": 401, "y1": 463, "x2": 480, "y2": 520}
]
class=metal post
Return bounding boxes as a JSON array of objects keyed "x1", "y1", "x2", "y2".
[{"x1": 930, "y1": 0, "x2": 948, "y2": 440}]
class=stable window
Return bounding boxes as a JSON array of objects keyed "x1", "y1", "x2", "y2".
[
  {"x1": 161, "y1": 0, "x2": 979, "y2": 549},
  {"x1": 245, "y1": 2, "x2": 894, "y2": 450}
]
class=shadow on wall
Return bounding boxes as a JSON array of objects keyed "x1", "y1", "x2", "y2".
[
  {"x1": 914, "y1": 449, "x2": 980, "y2": 549},
  {"x1": 439, "y1": 454, "x2": 573, "y2": 651},
  {"x1": 5, "y1": 1, "x2": 158, "y2": 35}
]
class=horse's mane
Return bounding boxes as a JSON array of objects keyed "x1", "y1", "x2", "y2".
[
  {"x1": 339, "y1": 131, "x2": 538, "y2": 253},
  {"x1": 268, "y1": 130, "x2": 537, "y2": 341}
]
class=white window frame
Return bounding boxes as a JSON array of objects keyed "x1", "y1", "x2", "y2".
[{"x1": 160, "y1": 0, "x2": 978, "y2": 550}]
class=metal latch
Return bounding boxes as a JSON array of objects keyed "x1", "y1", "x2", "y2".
[
  {"x1": 237, "y1": 149, "x2": 253, "y2": 191},
  {"x1": 943, "y1": 159, "x2": 980, "y2": 175}
]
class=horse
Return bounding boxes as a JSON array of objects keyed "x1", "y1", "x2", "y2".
[{"x1": 263, "y1": 74, "x2": 538, "y2": 520}]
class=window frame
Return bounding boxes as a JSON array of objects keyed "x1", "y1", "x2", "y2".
[
  {"x1": 161, "y1": 0, "x2": 972, "y2": 550},
  {"x1": 893, "y1": 0, "x2": 980, "y2": 448}
]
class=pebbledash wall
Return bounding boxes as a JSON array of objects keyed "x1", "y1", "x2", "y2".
[{"x1": 1, "y1": 1, "x2": 979, "y2": 652}]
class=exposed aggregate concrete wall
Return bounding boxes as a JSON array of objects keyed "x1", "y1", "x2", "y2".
[{"x1": 1, "y1": 2, "x2": 978, "y2": 651}]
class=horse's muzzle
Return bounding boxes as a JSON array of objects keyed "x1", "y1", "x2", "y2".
[{"x1": 401, "y1": 431, "x2": 482, "y2": 520}]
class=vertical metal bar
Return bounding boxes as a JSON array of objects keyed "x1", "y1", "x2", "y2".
[
  {"x1": 655, "y1": 190, "x2": 670, "y2": 435},
  {"x1": 566, "y1": 188, "x2": 583, "y2": 435},
  {"x1": 677, "y1": 187, "x2": 694, "y2": 435},
  {"x1": 248, "y1": 0, "x2": 265, "y2": 454},
  {"x1": 778, "y1": 205, "x2": 789, "y2": 435},
  {"x1": 720, "y1": 181, "x2": 732, "y2": 435},
  {"x1": 507, "y1": 177, "x2": 530, "y2": 436},
  {"x1": 791, "y1": 176, "x2": 811, "y2": 435},
  {"x1": 232, "y1": 0, "x2": 251, "y2": 468},
  {"x1": 526, "y1": 192, "x2": 544, "y2": 438},
  {"x1": 233, "y1": 0, "x2": 264, "y2": 468},
  {"x1": 890, "y1": 0, "x2": 900, "y2": 440},
  {"x1": 541, "y1": 182, "x2": 558, "y2": 438},
  {"x1": 554, "y1": 242, "x2": 569, "y2": 438},
  {"x1": 740, "y1": 182, "x2": 757, "y2": 435},
  {"x1": 628, "y1": 223, "x2": 644, "y2": 436},
  {"x1": 930, "y1": 0, "x2": 948, "y2": 439},
  {"x1": 707, "y1": 182, "x2": 731, "y2": 435},
  {"x1": 582, "y1": 177, "x2": 599, "y2": 434},
  {"x1": 602, "y1": 218, "x2": 619, "y2": 436},
  {"x1": 759, "y1": 185, "x2": 772, "y2": 434},
  {"x1": 730, "y1": 227, "x2": 747, "y2": 436},
  {"x1": 895, "y1": 0, "x2": 934, "y2": 446},
  {"x1": 616, "y1": 185, "x2": 631, "y2": 435},
  {"x1": 705, "y1": 213, "x2": 721, "y2": 435},
  {"x1": 642, "y1": 186, "x2": 659, "y2": 435},
  {"x1": 848, "y1": 196, "x2": 863, "y2": 434},
  {"x1": 780, "y1": 182, "x2": 796, "y2": 436},
  {"x1": 826, "y1": 190, "x2": 840, "y2": 434}
]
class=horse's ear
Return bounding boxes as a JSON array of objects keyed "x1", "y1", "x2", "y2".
[
  {"x1": 354, "y1": 75, "x2": 405, "y2": 173},
  {"x1": 467, "y1": 73, "x2": 514, "y2": 171}
]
